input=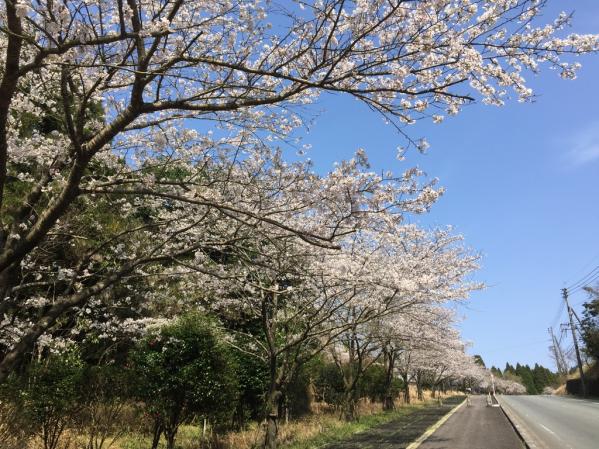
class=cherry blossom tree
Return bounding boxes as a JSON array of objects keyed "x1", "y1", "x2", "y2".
[
  {"x1": 1, "y1": 0, "x2": 598, "y2": 381},
  {"x1": 387, "y1": 304, "x2": 462, "y2": 403},
  {"x1": 157, "y1": 211, "x2": 479, "y2": 444},
  {"x1": 327, "y1": 227, "x2": 480, "y2": 419}
]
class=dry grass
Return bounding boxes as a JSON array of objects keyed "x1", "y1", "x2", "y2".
[
  {"x1": 553, "y1": 384, "x2": 567, "y2": 395},
  {"x1": 210, "y1": 389, "x2": 456, "y2": 449},
  {"x1": 16, "y1": 390, "x2": 458, "y2": 449},
  {"x1": 553, "y1": 362, "x2": 599, "y2": 396}
]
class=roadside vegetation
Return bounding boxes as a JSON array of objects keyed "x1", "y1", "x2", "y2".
[
  {"x1": 564, "y1": 285, "x2": 599, "y2": 396},
  {"x1": 0, "y1": 311, "x2": 487, "y2": 449}
]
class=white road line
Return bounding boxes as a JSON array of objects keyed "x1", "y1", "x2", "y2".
[
  {"x1": 539, "y1": 424, "x2": 555, "y2": 436},
  {"x1": 538, "y1": 423, "x2": 574, "y2": 449},
  {"x1": 405, "y1": 399, "x2": 466, "y2": 449}
]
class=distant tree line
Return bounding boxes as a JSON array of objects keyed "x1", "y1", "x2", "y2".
[{"x1": 489, "y1": 363, "x2": 560, "y2": 395}]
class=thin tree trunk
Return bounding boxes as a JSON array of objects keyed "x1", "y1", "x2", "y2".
[
  {"x1": 382, "y1": 349, "x2": 396, "y2": 411},
  {"x1": 416, "y1": 372, "x2": 424, "y2": 401},
  {"x1": 163, "y1": 409, "x2": 181, "y2": 449},
  {"x1": 164, "y1": 429, "x2": 176, "y2": 449},
  {"x1": 150, "y1": 420, "x2": 162, "y2": 449},
  {"x1": 402, "y1": 375, "x2": 410, "y2": 404}
]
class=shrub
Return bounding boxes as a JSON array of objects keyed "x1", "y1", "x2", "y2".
[
  {"x1": 77, "y1": 364, "x2": 136, "y2": 449},
  {"x1": 359, "y1": 364, "x2": 401, "y2": 403},
  {"x1": 130, "y1": 313, "x2": 239, "y2": 449},
  {"x1": 310, "y1": 359, "x2": 345, "y2": 406},
  {"x1": 231, "y1": 346, "x2": 269, "y2": 427},
  {"x1": 16, "y1": 349, "x2": 85, "y2": 449}
]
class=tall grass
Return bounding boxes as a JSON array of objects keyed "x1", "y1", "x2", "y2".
[{"x1": 16, "y1": 389, "x2": 457, "y2": 449}]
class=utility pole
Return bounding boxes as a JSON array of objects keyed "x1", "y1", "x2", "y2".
[
  {"x1": 548, "y1": 327, "x2": 567, "y2": 378},
  {"x1": 563, "y1": 288, "x2": 587, "y2": 396}
]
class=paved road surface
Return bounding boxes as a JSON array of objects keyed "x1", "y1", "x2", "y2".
[
  {"x1": 418, "y1": 395, "x2": 524, "y2": 449},
  {"x1": 325, "y1": 397, "x2": 464, "y2": 449},
  {"x1": 499, "y1": 395, "x2": 599, "y2": 449}
]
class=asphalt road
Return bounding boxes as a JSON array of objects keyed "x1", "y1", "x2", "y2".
[
  {"x1": 418, "y1": 395, "x2": 524, "y2": 449},
  {"x1": 325, "y1": 396, "x2": 465, "y2": 449},
  {"x1": 500, "y1": 395, "x2": 599, "y2": 449}
]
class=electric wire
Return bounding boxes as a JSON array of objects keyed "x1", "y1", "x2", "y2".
[
  {"x1": 569, "y1": 270, "x2": 599, "y2": 295},
  {"x1": 550, "y1": 298, "x2": 566, "y2": 329},
  {"x1": 566, "y1": 265, "x2": 599, "y2": 291},
  {"x1": 567, "y1": 251, "x2": 599, "y2": 283}
]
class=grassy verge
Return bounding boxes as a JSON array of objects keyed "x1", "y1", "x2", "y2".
[
  {"x1": 61, "y1": 393, "x2": 462, "y2": 449},
  {"x1": 117, "y1": 405, "x2": 431, "y2": 449}
]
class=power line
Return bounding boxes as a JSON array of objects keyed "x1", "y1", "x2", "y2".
[
  {"x1": 569, "y1": 271, "x2": 599, "y2": 295},
  {"x1": 567, "y1": 251, "x2": 599, "y2": 283},
  {"x1": 566, "y1": 265, "x2": 599, "y2": 291},
  {"x1": 550, "y1": 297, "x2": 566, "y2": 329}
]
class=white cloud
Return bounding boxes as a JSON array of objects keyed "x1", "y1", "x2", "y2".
[{"x1": 566, "y1": 122, "x2": 599, "y2": 166}]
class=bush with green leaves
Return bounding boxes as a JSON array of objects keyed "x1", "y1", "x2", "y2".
[
  {"x1": 282, "y1": 363, "x2": 314, "y2": 419},
  {"x1": 130, "y1": 314, "x2": 239, "y2": 449},
  {"x1": 359, "y1": 364, "x2": 402, "y2": 404},
  {"x1": 231, "y1": 346, "x2": 269, "y2": 427},
  {"x1": 12, "y1": 349, "x2": 85, "y2": 449},
  {"x1": 310, "y1": 359, "x2": 345, "y2": 406}
]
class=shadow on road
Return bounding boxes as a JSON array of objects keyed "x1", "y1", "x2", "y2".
[{"x1": 325, "y1": 396, "x2": 464, "y2": 449}]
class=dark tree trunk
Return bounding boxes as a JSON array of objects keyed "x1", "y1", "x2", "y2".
[
  {"x1": 263, "y1": 388, "x2": 282, "y2": 449},
  {"x1": 150, "y1": 420, "x2": 163, "y2": 449},
  {"x1": 164, "y1": 429, "x2": 176, "y2": 449},
  {"x1": 163, "y1": 409, "x2": 181, "y2": 449},
  {"x1": 382, "y1": 349, "x2": 396, "y2": 411},
  {"x1": 383, "y1": 395, "x2": 395, "y2": 411}
]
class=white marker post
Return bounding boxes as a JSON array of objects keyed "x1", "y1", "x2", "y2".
[{"x1": 490, "y1": 373, "x2": 500, "y2": 407}]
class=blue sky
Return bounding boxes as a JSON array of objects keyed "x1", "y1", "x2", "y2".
[{"x1": 301, "y1": 1, "x2": 599, "y2": 371}]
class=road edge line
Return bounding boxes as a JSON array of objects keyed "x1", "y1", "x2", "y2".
[
  {"x1": 405, "y1": 398, "x2": 466, "y2": 449},
  {"x1": 496, "y1": 396, "x2": 538, "y2": 449}
]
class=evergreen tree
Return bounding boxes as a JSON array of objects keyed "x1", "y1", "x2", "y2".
[
  {"x1": 581, "y1": 293, "x2": 599, "y2": 362},
  {"x1": 473, "y1": 355, "x2": 486, "y2": 368},
  {"x1": 504, "y1": 363, "x2": 515, "y2": 375}
]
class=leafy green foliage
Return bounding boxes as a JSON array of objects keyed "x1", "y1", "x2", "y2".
[
  {"x1": 130, "y1": 313, "x2": 238, "y2": 446},
  {"x1": 283, "y1": 363, "x2": 314, "y2": 419},
  {"x1": 310, "y1": 358, "x2": 345, "y2": 406},
  {"x1": 359, "y1": 364, "x2": 402, "y2": 403},
  {"x1": 231, "y1": 346, "x2": 269, "y2": 425},
  {"x1": 581, "y1": 294, "x2": 599, "y2": 362},
  {"x1": 8, "y1": 350, "x2": 85, "y2": 449}
]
